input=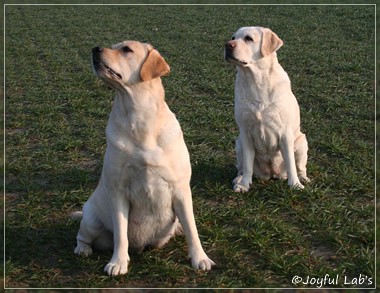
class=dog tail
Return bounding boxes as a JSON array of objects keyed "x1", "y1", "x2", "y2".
[{"x1": 70, "y1": 211, "x2": 83, "y2": 221}]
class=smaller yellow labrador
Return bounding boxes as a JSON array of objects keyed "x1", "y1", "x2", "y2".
[
  {"x1": 225, "y1": 26, "x2": 310, "y2": 193},
  {"x1": 74, "y1": 40, "x2": 215, "y2": 276}
]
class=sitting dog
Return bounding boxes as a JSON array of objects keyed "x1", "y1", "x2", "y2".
[
  {"x1": 74, "y1": 40, "x2": 215, "y2": 276},
  {"x1": 225, "y1": 26, "x2": 310, "y2": 193}
]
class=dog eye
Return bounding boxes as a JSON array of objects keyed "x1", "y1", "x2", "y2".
[
  {"x1": 244, "y1": 36, "x2": 254, "y2": 42},
  {"x1": 122, "y1": 46, "x2": 133, "y2": 53},
  {"x1": 231, "y1": 36, "x2": 235, "y2": 40}
]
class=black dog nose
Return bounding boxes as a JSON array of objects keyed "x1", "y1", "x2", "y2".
[{"x1": 92, "y1": 46, "x2": 103, "y2": 54}]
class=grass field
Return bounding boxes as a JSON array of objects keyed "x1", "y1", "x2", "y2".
[{"x1": 4, "y1": 4, "x2": 375, "y2": 289}]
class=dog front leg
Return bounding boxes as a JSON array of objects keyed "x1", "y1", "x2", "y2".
[
  {"x1": 233, "y1": 131, "x2": 254, "y2": 193},
  {"x1": 173, "y1": 185, "x2": 215, "y2": 271},
  {"x1": 280, "y1": 133, "x2": 304, "y2": 189},
  {"x1": 104, "y1": 195, "x2": 130, "y2": 276},
  {"x1": 294, "y1": 133, "x2": 310, "y2": 184}
]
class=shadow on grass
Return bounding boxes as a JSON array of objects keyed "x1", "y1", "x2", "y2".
[
  {"x1": 5, "y1": 218, "x2": 105, "y2": 287},
  {"x1": 5, "y1": 159, "x2": 228, "y2": 287},
  {"x1": 191, "y1": 159, "x2": 236, "y2": 190}
]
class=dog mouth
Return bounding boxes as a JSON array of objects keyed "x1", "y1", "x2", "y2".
[
  {"x1": 92, "y1": 54, "x2": 122, "y2": 80},
  {"x1": 94, "y1": 61, "x2": 122, "y2": 80},
  {"x1": 225, "y1": 51, "x2": 248, "y2": 66},
  {"x1": 101, "y1": 63, "x2": 122, "y2": 80}
]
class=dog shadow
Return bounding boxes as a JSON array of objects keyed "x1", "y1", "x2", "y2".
[
  {"x1": 5, "y1": 156, "x2": 236, "y2": 285},
  {"x1": 191, "y1": 159, "x2": 236, "y2": 191}
]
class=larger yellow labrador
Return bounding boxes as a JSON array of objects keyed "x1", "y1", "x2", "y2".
[
  {"x1": 225, "y1": 27, "x2": 310, "y2": 193},
  {"x1": 74, "y1": 40, "x2": 215, "y2": 276}
]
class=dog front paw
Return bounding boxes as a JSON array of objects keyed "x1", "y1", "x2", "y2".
[
  {"x1": 74, "y1": 242, "x2": 93, "y2": 257},
  {"x1": 233, "y1": 183, "x2": 250, "y2": 193},
  {"x1": 191, "y1": 254, "x2": 215, "y2": 271},
  {"x1": 233, "y1": 175, "x2": 250, "y2": 193},
  {"x1": 289, "y1": 181, "x2": 304, "y2": 190},
  {"x1": 104, "y1": 259, "x2": 130, "y2": 276},
  {"x1": 232, "y1": 175, "x2": 243, "y2": 185}
]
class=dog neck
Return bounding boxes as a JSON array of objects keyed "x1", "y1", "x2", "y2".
[
  {"x1": 236, "y1": 54, "x2": 290, "y2": 105},
  {"x1": 240, "y1": 53, "x2": 280, "y2": 78},
  {"x1": 107, "y1": 78, "x2": 168, "y2": 149}
]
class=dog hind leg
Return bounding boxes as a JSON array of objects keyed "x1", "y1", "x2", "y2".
[
  {"x1": 152, "y1": 218, "x2": 182, "y2": 249},
  {"x1": 74, "y1": 201, "x2": 104, "y2": 257}
]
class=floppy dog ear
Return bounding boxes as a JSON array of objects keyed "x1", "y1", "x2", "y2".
[
  {"x1": 140, "y1": 49, "x2": 170, "y2": 81},
  {"x1": 261, "y1": 29, "x2": 283, "y2": 57}
]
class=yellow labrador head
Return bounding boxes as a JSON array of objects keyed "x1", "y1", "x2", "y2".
[
  {"x1": 225, "y1": 26, "x2": 283, "y2": 66},
  {"x1": 92, "y1": 40, "x2": 170, "y2": 88}
]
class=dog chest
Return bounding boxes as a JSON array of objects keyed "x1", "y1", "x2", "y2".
[
  {"x1": 126, "y1": 167, "x2": 177, "y2": 241},
  {"x1": 128, "y1": 170, "x2": 173, "y2": 214},
  {"x1": 241, "y1": 107, "x2": 281, "y2": 154},
  {"x1": 253, "y1": 121, "x2": 279, "y2": 154}
]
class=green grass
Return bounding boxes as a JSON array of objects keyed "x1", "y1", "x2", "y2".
[{"x1": 4, "y1": 4, "x2": 375, "y2": 289}]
